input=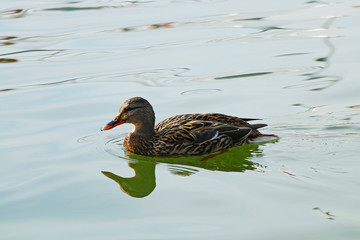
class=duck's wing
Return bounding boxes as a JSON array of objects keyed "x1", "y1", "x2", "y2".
[
  {"x1": 195, "y1": 113, "x2": 260, "y2": 125},
  {"x1": 155, "y1": 113, "x2": 261, "y2": 131},
  {"x1": 154, "y1": 114, "x2": 193, "y2": 132},
  {"x1": 153, "y1": 120, "x2": 255, "y2": 156}
]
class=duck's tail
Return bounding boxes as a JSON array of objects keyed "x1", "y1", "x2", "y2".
[{"x1": 248, "y1": 123, "x2": 279, "y2": 141}]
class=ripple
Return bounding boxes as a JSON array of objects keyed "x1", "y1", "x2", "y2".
[
  {"x1": 44, "y1": 7, "x2": 112, "y2": 12},
  {"x1": 0, "y1": 68, "x2": 191, "y2": 92},
  {"x1": 78, "y1": 131, "x2": 130, "y2": 159},
  {"x1": 103, "y1": 134, "x2": 128, "y2": 157},
  {"x1": 175, "y1": 0, "x2": 226, "y2": 2},
  {"x1": 272, "y1": 103, "x2": 360, "y2": 138},
  {"x1": 0, "y1": 36, "x2": 17, "y2": 46},
  {"x1": 39, "y1": 0, "x2": 143, "y2": 13},
  {"x1": 323, "y1": 123, "x2": 360, "y2": 132},
  {"x1": 0, "y1": 49, "x2": 62, "y2": 60},
  {"x1": 348, "y1": 105, "x2": 360, "y2": 109},
  {"x1": 0, "y1": 78, "x2": 76, "y2": 92},
  {"x1": 214, "y1": 72, "x2": 272, "y2": 80},
  {"x1": 0, "y1": 58, "x2": 18, "y2": 63},
  {"x1": 0, "y1": 8, "x2": 26, "y2": 19},
  {"x1": 77, "y1": 133, "x2": 103, "y2": 143},
  {"x1": 0, "y1": 3, "x2": 342, "y2": 69},
  {"x1": 276, "y1": 52, "x2": 309, "y2": 57},
  {"x1": 313, "y1": 207, "x2": 336, "y2": 220},
  {"x1": 180, "y1": 88, "x2": 221, "y2": 95},
  {"x1": 283, "y1": 75, "x2": 341, "y2": 91},
  {"x1": 0, "y1": 65, "x2": 328, "y2": 93},
  {"x1": 0, "y1": 88, "x2": 15, "y2": 92},
  {"x1": 0, "y1": 1, "x2": 346, "y2": 95},
  {"x1": 168, "y1": 165, "x2": 199, "y2": 176}
]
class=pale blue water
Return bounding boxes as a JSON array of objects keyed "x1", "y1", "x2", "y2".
[{"x1": 1, "y1": 0, "x2": 360, "y2": 239}]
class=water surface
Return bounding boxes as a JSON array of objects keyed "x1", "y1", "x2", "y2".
[{"x1": 1, "y1": 0, "x2": 360, "y2": 239}]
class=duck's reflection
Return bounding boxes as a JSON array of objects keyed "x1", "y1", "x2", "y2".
[
  {"x1": 102, "y1": 142, "x2": 273, "y2": 198},
  {"x1": 102, "y1": 161, "x2": 156, "y2": 198}
]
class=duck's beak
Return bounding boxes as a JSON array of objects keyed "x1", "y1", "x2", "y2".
[{"x1": 101, "y1": 118, "x2": 124, "y2": 131}]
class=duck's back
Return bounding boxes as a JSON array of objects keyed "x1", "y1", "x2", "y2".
[{"x1": 155, "y1": 113, "x2": 265, "y2": 139}]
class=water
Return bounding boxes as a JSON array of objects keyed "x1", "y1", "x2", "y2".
[{"x1": 1, "y1": 0, "x2": 360, "y2": 239}]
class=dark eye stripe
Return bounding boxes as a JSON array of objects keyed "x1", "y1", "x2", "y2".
[{"x1": 123, "y1": 106, "x2": 142, "y2": 113}]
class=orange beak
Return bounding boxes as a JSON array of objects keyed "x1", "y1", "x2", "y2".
[{"x1": 101, "y1": 118, "x2": 124, "y2": 131}]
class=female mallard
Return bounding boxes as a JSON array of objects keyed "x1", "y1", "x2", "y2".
[{"x1": 101, "y1": 97, "x2": 276, "y2": 156}]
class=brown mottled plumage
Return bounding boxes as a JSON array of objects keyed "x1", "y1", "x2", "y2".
[{"x1": 101, "y1": 97, "x2": 276, "y2": 156}]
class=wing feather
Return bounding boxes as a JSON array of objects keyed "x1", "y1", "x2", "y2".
[{"x1": 153, "y1": 119, "x2": 254, "y2": 156}]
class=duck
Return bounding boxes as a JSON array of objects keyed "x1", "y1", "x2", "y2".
[{"x1": 101, "y1": 97, "x2": 276, "y2": 156}]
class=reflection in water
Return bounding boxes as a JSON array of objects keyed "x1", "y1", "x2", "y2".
[
  {"x1": 284, "y1": 17, "x2": 342, "y2": 91},
  {"x1": 0, "y1": 58, "x2": 18, "y2": 63},
  {"x1": 1, "y1": 3, "x2": 344, "y2": 93},
  {"x1": 348, "y1": 105, "x2": 360, "y2": 109},
  {"x1": 237, "y1": 17, "x2": 264, "y2": 21},
  {"x1": 0, "y1": 49, "x2": 62, "y2": 58},
  {"x1": 214, "y1": 72, "x2": 272, "y2": 80},
  {"x1": 0, "y1": 9, "x2": 25, "y2": 19},
  {"x1": 102, "y1": 142, "x2": 275, "y2": 198},
  {"x1": 302, "y1": 17, "x2": 341, "y2": 91},
  {"x1": 0, "y1": 36, "x2": 16, "y2": 46},
  {"x1": 42, "y1": 0, "x2": 137, "y2": 12},
  {"x1": 102, "y1": 161, "x2": 156, "y2": 198},
  {"x1": 180, "y1": 88, "x2": 221, "y2": 95},
  {"x1": 0, "y1": 88, "x2": 15, "y2": 92},
  {"x1": 313, "y1": 207, "x2": 336, "y2": 220},
  {"x1": 148, "y1": 22, "x2": 174, "y2": 29},
  {"x1": 0, "y1": 66, "x2": 278, "y2": 93},
  {"x1": 44, "y1": 7, "x2": 110, "y2": 12}
]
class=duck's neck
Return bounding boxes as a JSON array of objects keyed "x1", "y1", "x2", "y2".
[
  {"x1": 124, "y1": 126, "x2": 154, "y2": 155},
  {"x1": 132, "y1": 118, "x2": 155, "y2": 136},
  {"x1": 133, "y1": 125, "x2": 155, "y2": 136}
]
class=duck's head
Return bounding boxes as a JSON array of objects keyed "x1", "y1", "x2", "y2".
[{"x1": 101, "y1": 97, "x2": 155, "y2": 133}]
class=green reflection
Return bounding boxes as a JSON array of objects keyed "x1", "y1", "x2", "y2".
[
  {"x1": 102, "y1": 142, "x2": 274, "y2": 198},
  {"x1": 102, "y1": 161, "x2": 156, "y2": 198}
]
